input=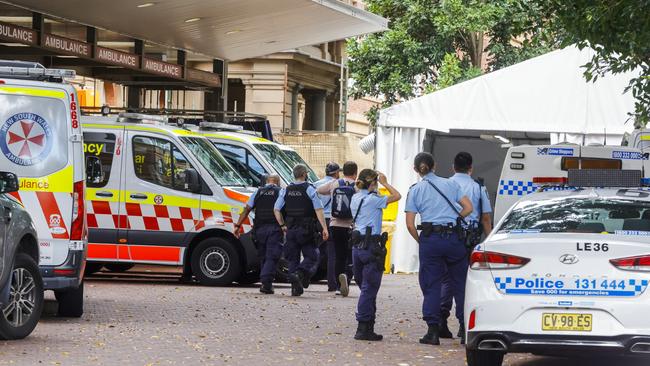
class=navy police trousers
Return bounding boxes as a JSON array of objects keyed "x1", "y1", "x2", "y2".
[
  {"x1": 255, "y1": 224, "x2": 284, "y2": 284},
  {"x1": 285, "y1": 226, "x2": 319, "y2": 276},
  {"x1": 418, "y1": 232, "x2": 468, "y2": 326},
  {"x1": 353, "y1": 247, "x2": 383, "y2": 322}
]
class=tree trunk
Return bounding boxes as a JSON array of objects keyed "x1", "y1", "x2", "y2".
[{"x1": 466, "y1": 31, "x2": 485, "y2": 70}]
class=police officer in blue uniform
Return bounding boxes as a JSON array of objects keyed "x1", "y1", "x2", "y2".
[
  {"x1": 405, "y1": 152, "x2": 473, "y2": 345},
  {"x1": 439, "y1": 152, "x2": 493, "y2": 339},
  {"x1": 274, "y1": 164, "x2": 329, "y2": 297},
  {"x1": 314, "y1": 162, "x2": 340, "y2": 291},
  {"x1": 234, "y1": 174, "x2": 283, "y2": 294},
  {"x1": 350, "y1": 169, "x2": 401, "y2": 341}
]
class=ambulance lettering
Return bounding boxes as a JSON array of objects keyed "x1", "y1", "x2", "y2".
[
  {"x1": 83, "y1": 142, "x2": 105, "y2": 156},
  {"x1": 0, "y1": 112, "x2": 53, "y2": 166}
]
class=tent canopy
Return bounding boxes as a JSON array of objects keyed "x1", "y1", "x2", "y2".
[{"x1": 378, "y1": 46, "x2": 639, "y2": 135}]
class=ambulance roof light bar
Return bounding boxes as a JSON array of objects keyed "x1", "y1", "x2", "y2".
[
  {"x1": 199, "y1": 122, "x2": 244, "y2": 132},
  {"x1": 117, "y1": 112, "x2": 167, "y2": 125},
  {"x1": 0, "y1": 60, "x2": 75, "y2": 82}
]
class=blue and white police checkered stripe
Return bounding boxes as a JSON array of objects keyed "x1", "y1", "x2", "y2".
[
  {"x1": 498, "y1": 180, "x2": 536, "y2": 196},
  {"x1": 494, "y1": 277, "x2": 648, "y2": 297}
]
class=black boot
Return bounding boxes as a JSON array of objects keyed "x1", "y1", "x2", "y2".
[
  {"x1": 419, "y1": 324, "x2": 440, "y2": 345},
  {"x1": 298, "y1": 269, "x2": 311, "y2": 289},
  {"x1": 259, "y1": 282, "x2": 274, "y2": 294},
  {"x1": 368, "y1": 320, "x2": 384, "y2": 341},
  {"x1": 439, "y1": 320, "x2": 453, "y2": 339},
  {"x1": 459, "y1": 324, "x2": 466, "y2": 345},
  {"x1": 354, "y1": 322, "x2": 383, "y2": 341},
  {"x1": 288, "y1": 273, "x2": 303, "y2": 297}
]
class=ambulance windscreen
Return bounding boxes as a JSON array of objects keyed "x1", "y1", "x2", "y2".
[
  {"x1": 498, "y1": 198, "x2": 650, "y2": 234},
  {"x1": 180, "y1": 137, "x2": 247, "y2": 187}
]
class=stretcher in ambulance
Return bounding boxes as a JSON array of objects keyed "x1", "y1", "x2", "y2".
[
  {"x1": 192, "y1": 122, "x2": 318, "y2": 187},
  {"x1": 495, "y1": 144, "x2": 650, "y2": 223},
  {"x1": 0, "y1": 61, "x2": 87, "y2": 317},
  {"x1": 81, "y1": 114, "x2": 258, "y2": 285}
]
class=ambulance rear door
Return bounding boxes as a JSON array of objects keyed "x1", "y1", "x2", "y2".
[
  {"x1": 123, "y1": 130, "x2": 202, "y2": 265},
  {"x1": 83, "y1": 126, "x2": 128, "y2": 263}
]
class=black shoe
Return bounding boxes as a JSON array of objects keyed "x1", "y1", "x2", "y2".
[
  {"x1": 368, "y1": 320, "x2": 384, "y2": 341},
  {"x1": 439, "y1": 321, "x2": 453, "y2": 339},
  {"x1": 458, "y1": 325, "x2": 466, "y2": 345},
  {"x1": 260, "y1": 283, "x2": 274, "y2": 294},
  {"x1": 354, "y1": 322, "x2": 383, "y2": 341},
  {"x1": 298, "y1": 270, "x2": 311, "y2": 289},
  {"x1": 288, "y1": 273, "x2": 303, "y2": 297},
  {"x1": 419, "y1": 324, "x2": 440, "y2": 345}
]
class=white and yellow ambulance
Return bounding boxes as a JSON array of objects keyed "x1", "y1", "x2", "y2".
[
  {"x1": 0, "y1": 61, "x2": 87, "y2": 317},
  {"x1": 81, "y1": 114, "x2": 258, "y2": 285}
]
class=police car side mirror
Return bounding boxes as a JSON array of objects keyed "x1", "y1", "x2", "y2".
[
  {"x1": 85, "y1": 156, "x2": 103, "y2": 184},
  {"x1": 0, "y1": 172, "x2": 19, "y2": 194},
  {"x1": 184, "y1": 168, "x2": 201, "y2": 193}
]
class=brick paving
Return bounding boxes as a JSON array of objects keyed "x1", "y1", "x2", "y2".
[{"x1": 0, "y1": 266, "x2": 644, "y2": 366}]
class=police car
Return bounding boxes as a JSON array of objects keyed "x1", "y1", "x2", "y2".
[{"x1": 465, "y1": 170, "x2": 650, "y2": 365}]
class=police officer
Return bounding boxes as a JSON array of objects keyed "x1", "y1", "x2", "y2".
[
  {"x1": 405, "y1": 152, "x2": 473, "y2": 345},
  {"x1": 314, "y1": 162, "x2": 340, "y2": 291},
  {"x1": 350, "y1": 169, "x2": 401, "y2": 341},
  {"x1": 274, "y1": 164, "x2": 329, "y2": 297},
  {"x1": 439, "y1": 152, "x2": 493, "y2": 339},
  {"x1": 234, "y1": 174, "x2": 283, "y2": 294}
]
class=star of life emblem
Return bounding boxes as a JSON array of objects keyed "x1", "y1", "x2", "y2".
[{"x1": 0, "y1": 112, "x2": 53, "y2": 166}]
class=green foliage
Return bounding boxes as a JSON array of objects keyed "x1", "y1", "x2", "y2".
[
  {"x1": 348, "y1": 0, "x2": 559, "y2": 126},
  {"x1": 539, "y1": 1, "x2": 650, "y2": 127}
]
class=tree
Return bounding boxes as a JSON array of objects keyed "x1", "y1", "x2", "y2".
[
  {"x1": 347, "y1": 0, "x2": 559, "y2": 126},
  {"x1": 538, "y1": 1, "x2": 650, "y2": 127}
]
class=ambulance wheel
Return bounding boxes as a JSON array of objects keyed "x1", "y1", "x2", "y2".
[
  {"x1": 55, "y1": 282, "x2": 84, "y2": 318},
  {"x1": 191, "y1": 238, "x2": 241, "y2": 286},
  {"x1": 84, "y1": 262, "x2": 104, "y2": 276},
  {"x1": 0, "y1": 253, "x2": 44, "y2": 340},
  {"x1": 104, "y1": 263, "x2": 135, "y2": 273},
  {"x1": 466, "y1": 349, "x2": 504, "y2": 366}
]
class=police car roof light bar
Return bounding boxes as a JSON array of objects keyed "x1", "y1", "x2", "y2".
[
  {"x1": 199, "y1": 121, "x2": 244, "y2": 131},
  {"x1": 641, "y1": 178, "x2": 650, "y2": 187},
  {"x1": 0, "y1": 62, "x2": 75, "y2": 82}
]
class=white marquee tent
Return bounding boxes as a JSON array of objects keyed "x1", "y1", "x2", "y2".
[{"x1": 376, "y1": 46, "x2": 640, "y2": 273}]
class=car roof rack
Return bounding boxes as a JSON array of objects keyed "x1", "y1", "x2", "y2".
[{"x1": 0, "y1": 60, "x2": 75, "y2": 82}]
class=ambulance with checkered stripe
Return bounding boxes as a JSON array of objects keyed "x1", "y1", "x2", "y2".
[
  {"x1": 191, "y1": 123, "x2": 318, "y2": 187},
  {"x1": 81, "y1": 114, "x2": 258, "y2": 286},
  {"x1": 465, "y1": 170, "x2": 650, "y2": 366},
  {"x1": 0, "y1": 61, "x2": 86, "y2": 318},
  {"x1": 495, "y1": 144, "x2": 649, "y2": 223}
]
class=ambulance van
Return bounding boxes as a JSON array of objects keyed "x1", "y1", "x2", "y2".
[
  {"x1": 495, "y1": 144, "x2": 650, "y2": 222},
  {"x1": 81, "y1": 114, "x2": 258, "y2": 285},
  {"x1": 0, "y1": 61, "x2": 87, "y2": 317},
  {"x1": 193, "y1": 123, "x2": 318, "y2": 186}
]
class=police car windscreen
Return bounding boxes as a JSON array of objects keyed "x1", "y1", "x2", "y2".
[
  {"x1": 180, "y1": 137, "x2": 247, "y2": 187},
  {"x1": 499, "y1": 198, "x2": 650, "y2": 235}
]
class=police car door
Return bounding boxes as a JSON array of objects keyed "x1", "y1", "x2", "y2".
[
  {"x1": 124, "y1": 130, "x2": 201, "y2": 265},
  {"x1": 83, "y1": 127, "x2": 128, "y2": 262}
]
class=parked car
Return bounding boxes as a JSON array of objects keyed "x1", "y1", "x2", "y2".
[{"x1": 0, "y1": 171, "x2": 43, "y2": 340}]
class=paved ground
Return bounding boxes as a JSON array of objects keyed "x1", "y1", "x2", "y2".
[{"x1": 0, "y1": 266, "x2": 645, "y2": 365}]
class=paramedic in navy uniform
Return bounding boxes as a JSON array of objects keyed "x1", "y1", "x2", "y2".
[
  {"x1": 350, "y1": 169, "x2": 401, "y2": 341},
  {"x1": 439, "y1": 152, "x2": 493, "y2": 339},
  {"x1": 405, "y1": 152, "x2": 473, "y2": 346},
  {"x1": 274, "y1": 164, "x2": 329, "y2": 297}
]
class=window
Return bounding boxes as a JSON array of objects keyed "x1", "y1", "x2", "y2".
[
  {"x1": 179, "y1": 137, "x2": 247, "y2": 187},
  {"x1": 83, "y1": 132, "x2": 116, "y2": 188},
  {"x1": 214, "y1": 143, "x2": 267, "y2": 186},
  {"x1": 132, "y1": 136, "x2": 195, "y2": 192}
]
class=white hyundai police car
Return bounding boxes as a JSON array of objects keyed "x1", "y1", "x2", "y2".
[{"x1": 465, "y1": 171, "x2": 650, "y2": 366}]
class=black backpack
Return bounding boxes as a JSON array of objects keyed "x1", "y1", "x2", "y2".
[{"x1": 331, "y1": 179, "x2": 355, "y2": 219}]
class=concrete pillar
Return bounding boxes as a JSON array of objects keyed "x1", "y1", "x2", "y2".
[
  {"x1": 290, "y1": 84, "x2": 304, "y2": 130},
  {"x1": 312, "y1": 91, "x2": 326, "y2": 131}
]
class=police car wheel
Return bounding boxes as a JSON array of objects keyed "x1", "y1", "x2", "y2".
[
  {"x1": 191, "y1": 238, "x2": 241, "y2": 286},
  {"x1": 0, "y1": 253, "x2": 44, "y2": 340},
  {"x1": 55, "y1": 281, "x2": 84, "y2": 318},
  {"x1": 466, "y1": 349, "x2": 504, "y2": 366}
]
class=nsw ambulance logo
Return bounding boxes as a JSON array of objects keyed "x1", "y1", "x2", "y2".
[{"x1": 0, "y1": 113, "x2": 53, "y2": 166}]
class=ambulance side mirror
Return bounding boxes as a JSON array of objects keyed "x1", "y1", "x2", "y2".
[
  {"x1": 184, "y1": 168, "x2": 202, "y2": 193},
  {"x1": 86, "y1": 156, "x2": 103, "y2": 185},
  {"x1": 0, "y1": 172, "x2": 18, "y2": 194}
]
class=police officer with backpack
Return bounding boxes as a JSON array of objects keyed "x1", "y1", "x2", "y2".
[
  {"x1": 317, "y1": 161, "x2": 358, "y2": 296},
  {"x1": 234, "y1": 174, "x2": 283, "y2": 294},
  {"x1": 314, "y1": 162, "x2": 341, "y2": 287},
  {"x1": 274, "y1": 164, "x2": 329, "y2": 296},
  {"x1": 439, "y1": 152, "x2": 493, "y2": 340},
  {"x1": 405, "y1": 152, "x2": 473, "y2": 346}
]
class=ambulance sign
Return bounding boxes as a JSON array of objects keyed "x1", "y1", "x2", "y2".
[{"x1": 0, "y1": 113, "x2": 53, "y2": 166}]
